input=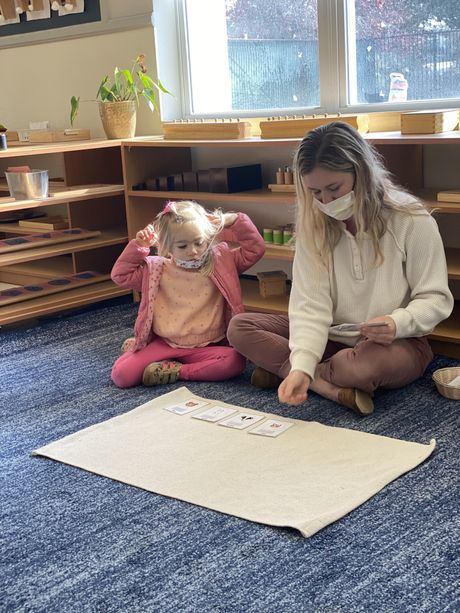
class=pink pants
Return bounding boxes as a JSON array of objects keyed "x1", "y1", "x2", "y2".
[
  {"x1": 111, "y1": 337, "x2": 246, "y2": 388},
  {"x1": 227, "y1": 313, "x2": 433, "y2": 393}
]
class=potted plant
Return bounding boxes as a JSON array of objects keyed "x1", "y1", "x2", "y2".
[{"x1": 70, "y1": 54, "x2": 170, "y2": 139}]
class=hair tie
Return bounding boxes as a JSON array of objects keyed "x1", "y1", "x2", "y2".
[{"x1": 163, "y1": 201, "x2": 174, "y2": 213}]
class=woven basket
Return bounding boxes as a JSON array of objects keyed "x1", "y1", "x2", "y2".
[{"x1": 432, "y1": 367, "x2": 460, "y2": 400}]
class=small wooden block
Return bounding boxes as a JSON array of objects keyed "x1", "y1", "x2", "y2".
[
  {"x1": 268, "y1": 184, "x2": 296, "y2": 193},
  {"x1": 256, "y1": 270, "x2": 288, "y2": 298}
]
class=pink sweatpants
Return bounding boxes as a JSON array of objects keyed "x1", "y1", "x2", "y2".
[
  {"x1": 227, "y1": 313, "x2": 433, "y2": 393},
  {"x1": 111, "y1": 337, "x2": 246, "y2": 388}
]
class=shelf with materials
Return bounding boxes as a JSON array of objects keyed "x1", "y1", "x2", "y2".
[
  {"x1": 0, "y1": 141, "x2": 128, "y2": 326},
  {"x1": 120, "y1": 135, "x2": 460, "y2": 359}
]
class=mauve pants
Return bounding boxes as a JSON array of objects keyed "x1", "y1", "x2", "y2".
[
  {"x1": 227, "y1": 313, "x2": 433, "y2": 393},
  {"x1": 112, "y1": 337, "x2": 245, "y2": 388}
]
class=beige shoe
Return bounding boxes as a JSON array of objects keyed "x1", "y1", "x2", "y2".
[
  {"x1": 142, "y1": 360, "x2": 182, "y2": 386},
  {"x1": 250, "y1": 366, "x2": 282, "y2": 389},
  {"x1": 337, "y1": 388, "x2": 374, "y2": 416},
  {"x1": 121, "y1": 337, "x2": 135, "y2": 353}
]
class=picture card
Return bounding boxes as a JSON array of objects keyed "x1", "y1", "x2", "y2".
[
  {"x1": 192, "y1": 405, "x2": 238, "y2": 423},
  {"x1": 218, "y1": 412, "x2": 265, "y2": 430},
  {"x1": 248, "y1": 419, "x2": 294, "y2": 438},
  {"x1": 164, "y1": 399, "x2": 209, "y2": 415}
]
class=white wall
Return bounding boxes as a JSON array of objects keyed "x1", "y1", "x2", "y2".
[{"x1": 0, "y1": 2, "x2": 166, "y2": 138}]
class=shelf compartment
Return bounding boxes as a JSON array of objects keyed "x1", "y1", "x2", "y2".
[
  {"x1": 0, "y1": 280, "x2": 131, "y2": 326},
  {"x1": 0, "y1": 184, "x2": 124, "y2": 213},
  {"x1": 0, "y1": 257, "x2": 74, "y2": 282},
  {"x1": 0, "y1": 227, "x2": 127, "y2": 266},
  {"x1": 241, "y1": 277, "x2": 289, "y2": 314}
]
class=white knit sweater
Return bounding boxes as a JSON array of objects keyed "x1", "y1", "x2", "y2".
[{"x1": 289, "y1": 209, "x2": 454, "y2": 379}]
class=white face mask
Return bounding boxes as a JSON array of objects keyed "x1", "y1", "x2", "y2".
[
  {"x1": 173, "y1": 249, "x2": 209, "y2": 270},
  {"x1": 313, "y1": 190, "x2": 355, "y2": 221}
]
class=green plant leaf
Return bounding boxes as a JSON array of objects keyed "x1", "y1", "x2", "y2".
[{"x1": 70, "y1": 95, "x2": 80, "y2": 126}]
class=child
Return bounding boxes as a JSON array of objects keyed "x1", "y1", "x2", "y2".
[{"x1": 111, "y1": 200, "x2": 265, "y2": 388}]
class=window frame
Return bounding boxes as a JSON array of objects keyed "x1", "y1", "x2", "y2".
[{"x1": 153, "y1": 0, "x2": 460, "y2": 121}]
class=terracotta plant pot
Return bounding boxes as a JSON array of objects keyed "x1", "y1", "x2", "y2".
[{"x1": 98, "y1": 100, "x2": 137, "y2": 139}]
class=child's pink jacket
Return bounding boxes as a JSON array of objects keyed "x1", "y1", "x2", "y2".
[{"x1": 111, "y1": 213, "x2": 265, "y2": 351}]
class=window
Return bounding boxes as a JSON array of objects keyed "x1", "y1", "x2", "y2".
[{"x1": 154, "y1": 0, "x2": 460, "y2": 119}]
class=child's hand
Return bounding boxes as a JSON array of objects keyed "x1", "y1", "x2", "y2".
[
  {"x1": 135, "y1": 224, "x2": 157, "y2": 247},
  {"x1": 223, "y1": 212, "x2": 238, "y2": 227}
]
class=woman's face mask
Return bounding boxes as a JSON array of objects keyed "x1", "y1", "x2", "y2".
[{"x1": 313, "y1": 190, "x2": 355, "y2": 221}]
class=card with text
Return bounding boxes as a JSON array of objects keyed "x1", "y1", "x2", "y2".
[
  {"x1": 164, "y1": 399, "x2": 210, "y2": 415},
  {"x1": 248, "y1": 419, "x2": 294, "y2": 438},
  {"x1": 218, "y1": 412, "x2": 265, "y2": 430},
  {"x1": 192, "y1": 405, "x2": 238, "y2": 423}
]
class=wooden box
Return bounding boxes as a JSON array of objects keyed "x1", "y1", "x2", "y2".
[
  {"x1": 437, "y1": 190, "x2": 460, "y2": 203},
  {"x1": 256, "y1": 270, "x2": 288, "y2": 298},
  {"x1": 28, "y1": 128, "x2": 91, "y2": 143},
  {"x1": 209, "y1": 164, "x2": 262, "y2": 193},
  {"x1": 162, "y1": 120, "x2": 252, "y2": 140},
  {"x1": 400, "y1": 110, "x2": 459, "y2": 134},
  {"x1": 259, "y1": 114, "x2": 369, "y2": 139}
]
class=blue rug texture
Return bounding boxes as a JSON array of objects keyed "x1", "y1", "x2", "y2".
[{"x1": 1, "y1": 299, "x2": 459, "y2": 613}]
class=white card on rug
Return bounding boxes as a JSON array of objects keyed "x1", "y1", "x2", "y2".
[
  {"x1": 164, "y1": 399, "x2": 209, "y2": 415},
  {"x1": 192, "y1": 405, "x2": 237, "y2": 422},
  {"x1": 248, "y1": 419, "x2": 294, "y2": 438},
  {"x1": 218, "y1": 412, "x2": 265, "y2": 430}
]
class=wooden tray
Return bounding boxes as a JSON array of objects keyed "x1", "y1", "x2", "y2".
[
  {"x1": 162, "y1": 120, "x2": 252, "y2": 140},
  {"x1": 260, "y1": 114, "x2": 369, "y2": 138},
  {"x1": 0, "y1": 228, "x2": 101, "y2": 253},
  {"x1": 0, "y1": 271, "x2": 109, "y2": 305}
]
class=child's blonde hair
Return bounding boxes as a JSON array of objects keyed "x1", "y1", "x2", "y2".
[{"x1": 153, "y1": 200, "x2": 225, "y2": 275}]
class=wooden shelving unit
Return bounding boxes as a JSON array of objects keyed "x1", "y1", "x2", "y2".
[
  {"x1": 120, "y1": 133, "x2": 460, "y2": 359},
  {"x1": 0, "y1": 140, "x2": 128, "y2": 325}
]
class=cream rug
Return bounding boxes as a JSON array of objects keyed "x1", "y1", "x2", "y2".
[{"x1": 33, "y1": 386, "x2": 436, "y2": 537}]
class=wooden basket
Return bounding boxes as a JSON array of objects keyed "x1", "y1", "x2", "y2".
[{"x1": 432, "y1": 367, "x2": 460, "y2": 400}]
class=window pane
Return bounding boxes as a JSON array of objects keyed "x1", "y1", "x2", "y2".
[
  {"x1": 349, "y1": 0, "x2": 460, "y2": 103},
  {"x1": 185, "y1": 0, "x2": 320, "y2": 114}
]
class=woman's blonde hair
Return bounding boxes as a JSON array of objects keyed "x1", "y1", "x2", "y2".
[
  {"x1": 152, "y1": 200, "x2": 225, "y2": 275},
  {"x1": 294, "y1": 121, "x2": 427, "y2": 266}
]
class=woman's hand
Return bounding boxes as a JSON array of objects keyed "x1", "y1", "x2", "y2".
[
  {"x1": 360, "y1": 315, "x2": 396, "y2": 345},
  {"x1": 135, "y1": 224, "x2": 157, "y2": 247},
  {"x1": 278, "y1": 370, "x2": 311, "y2": 405}
]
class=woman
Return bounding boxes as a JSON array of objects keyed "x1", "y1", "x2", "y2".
[{"x1": 227, "y1": 121, "x2": 453, "y2": 415}]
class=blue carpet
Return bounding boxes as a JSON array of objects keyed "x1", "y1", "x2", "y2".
[{"x1": 2, "y1": 299, "x2": 459, "y2": 613}]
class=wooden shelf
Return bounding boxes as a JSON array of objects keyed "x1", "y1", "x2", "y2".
[
  {"x1": 0, "y1": 280, "x2": 130, "y2": 326},
  {"x1": 0, "y1": 227, "x2": 127, "y2": 266},
  {"x1": 0, "y1": 184, "x2": 124, "y2": 213},
  {"x1": 430, "y1": 302, "x2": 460, "y2": 343},
  {"x1": 128, "y1": 188, "x2": 294, "y2": 205},
  {"x1": 0, "y1": 139, "x2": 121, "y2": 159},
  {"x1": 121, "y1": 135, "x2": 460, "y2": 358},
  {"x1": 122, "y1": 131, "x2": 460, "y2": 148}
]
